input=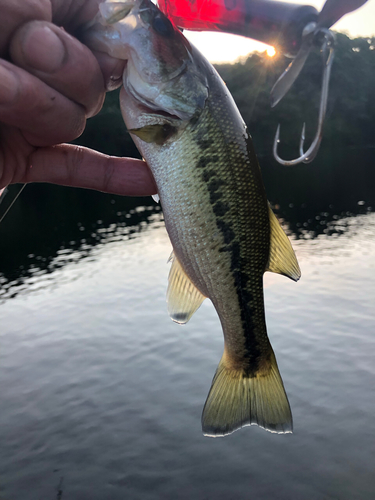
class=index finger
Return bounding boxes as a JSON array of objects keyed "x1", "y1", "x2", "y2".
[{"x1": 26, "y1": 144, "x2": 158, "y2": 197}]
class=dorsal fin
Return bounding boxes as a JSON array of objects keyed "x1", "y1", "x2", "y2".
[
  {"x1": 167, "y1": 252, "x2": 206, "y2": 324},
  {"x1": 266, "y1": 205, "x2": 301, "y2": 282}
]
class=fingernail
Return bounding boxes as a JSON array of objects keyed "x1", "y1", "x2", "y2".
[
  {"x1": 0, "y1": 64, "x2": 18, "y2": 104},
  {"x1": 23, "y1": 25, "x2": 65, "y2": 73}
]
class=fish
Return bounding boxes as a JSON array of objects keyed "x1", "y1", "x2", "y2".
[{"x1": 85, "y1": 0, "x2": 301, "y2": 436}]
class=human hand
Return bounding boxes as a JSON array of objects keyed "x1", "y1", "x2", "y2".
[{"x1": 0, "y1": 0, "x2": 157, "y2": 197}]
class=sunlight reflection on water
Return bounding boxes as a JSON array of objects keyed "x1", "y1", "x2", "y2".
[{"x1": 0, "y1": 208, "x2": 374, "y2": 500}]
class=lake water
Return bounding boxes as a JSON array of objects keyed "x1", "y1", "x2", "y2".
[{"x1": 0, "y1": 150, "x2": 374, "y2": 499}]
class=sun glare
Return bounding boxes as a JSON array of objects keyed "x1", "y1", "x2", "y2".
[{"x1": 266, "y1": 46, "x2": 276, "y2": 57}]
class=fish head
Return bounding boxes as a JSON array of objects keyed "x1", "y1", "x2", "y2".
[{"x1": 87, "y1": 0, "x2": 208, "y2": 124}]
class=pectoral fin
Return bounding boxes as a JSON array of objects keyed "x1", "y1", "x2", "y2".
[
  {"x1": 129, "y1": 124, "x2": 177, "y2": 145},
  {"x1": 266, "y1": 205, "x2": 301, "y2": 281},
  {"x1": 167, "y1": 252, "x2": 206, "y2": 324}
]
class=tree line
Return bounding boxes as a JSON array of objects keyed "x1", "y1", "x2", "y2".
[{"x1": 76, "y1": 33, "x2": 375, "y2": 158}]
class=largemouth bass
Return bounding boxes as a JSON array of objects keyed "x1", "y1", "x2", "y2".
[{"x1": 86, "y1": 0, "x2": 301, "y2": 436}]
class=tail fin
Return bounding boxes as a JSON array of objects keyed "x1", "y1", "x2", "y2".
[{"x1": 201, "y1": 350, "x2": 292, "y2": 437}]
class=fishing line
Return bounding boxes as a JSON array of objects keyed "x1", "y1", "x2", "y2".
[
  {"x1": 0, "y1": 184, "x2": 26, "y2": 224},
  {"x1": 0, "y1": 187, "x2": 8, "y2": 204}
]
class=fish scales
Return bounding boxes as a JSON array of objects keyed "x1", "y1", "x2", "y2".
[
  {"x1": 85, "y1": 0, "x2": 301, "y2": 436},
  {"x1": 158, "y1": 91, "x2": 271, "y2": 371}
]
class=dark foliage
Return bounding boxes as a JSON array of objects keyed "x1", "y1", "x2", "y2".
[
  {"x1": 216, "y1": 33, "x2": 375, "y2": 155},
  {"x1": 76, "y1": 33, "x2": 375, "y2": 159}
]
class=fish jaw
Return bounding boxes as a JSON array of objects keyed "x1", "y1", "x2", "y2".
[{"x1": 85, "y1": 0, "x2": 208, "y2": 121}]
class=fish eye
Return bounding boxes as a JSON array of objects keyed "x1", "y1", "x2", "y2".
[{"x1": 152, "y1": 14, "x2": 174, "y2": 37}]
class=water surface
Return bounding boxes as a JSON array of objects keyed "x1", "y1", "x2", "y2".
[{"x1": 0, "y1": 155, "x2": 374, "y2": 499}]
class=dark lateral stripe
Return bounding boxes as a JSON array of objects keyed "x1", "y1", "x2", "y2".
[
  {"x1": 216, "y1": 219, "x2": 235, "y2": 244},
  {"x1": 202, "y1": 170, "x2": 216, "y2": 182},
  {"x1": 195, "y1": 139, "x2": 266, "y2": 372},
  {"x1": 218, "y1": 240, "x2": 262, "y2": 369},
  {"x1": 197, "y1": 137, "x2": 214, "y2": 150},
  {"x1": 196, "y1": 155, "x2": 219, "y2": 169},
  {"x1": 208, "y1": 178, "x2": 225, "y2": 192},
  {"x1": 212, "y1": 201, "x2": 230, "y2": 217}
]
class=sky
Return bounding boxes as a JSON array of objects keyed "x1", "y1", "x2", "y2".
[{"x1": 183, "y1": 0, "x2": 375, "y2": 63}]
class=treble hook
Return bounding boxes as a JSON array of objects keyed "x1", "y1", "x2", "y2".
[{"x1": 273, "y1": 29, "x2": 335, "y2": 166}]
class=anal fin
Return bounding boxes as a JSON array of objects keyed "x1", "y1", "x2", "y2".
[{"x1": 167, "y1": 252, "x2": 206, "y2": 324}]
